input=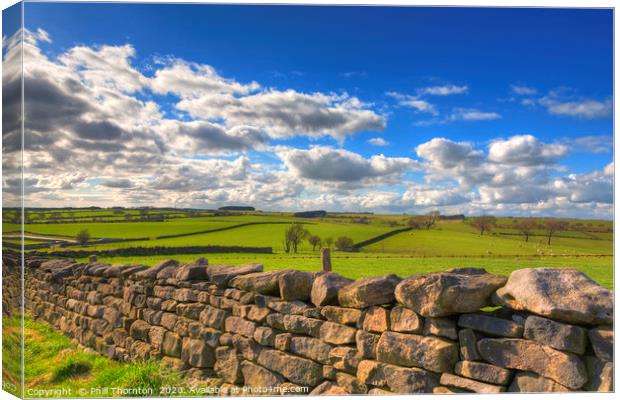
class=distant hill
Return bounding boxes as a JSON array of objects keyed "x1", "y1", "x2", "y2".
[
  {"x1": 218, "y1": 206, "x2": 255, "y2": 211},
  {"x1": 294, "y1": 210, "x2": 327, "y2": 218}
]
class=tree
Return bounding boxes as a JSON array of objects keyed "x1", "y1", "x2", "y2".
[
  {"x1": 76, "y1": 229, "x2": 91, "y2": 245},
  {"x1": 543, "y1": 220, "x2": 569, "y2": 245},
  {"x1": 283, "y1": 223, "x2": 308, "y2": 253},
  {"x1": 424, "y1": 211, "x2": 440, "y2": 229},
  {"x1": 307, "y1": 235, "x2": 322, "y2": 251},
  {"x1": 335, "y1": 236, "x2": 355, "y2": 251},
  {"x1": 324, "y1": 237, "x2": 334, "y2": 249},
  {"x1": 514, "y1": 219, "x2": 538, "y2": 242},
  {"x1": 470, "y1": 216, "x2": 496, "y2": 235},
  {"x1": 407, "y1": 216, "x2": 425, "y2": 229}
]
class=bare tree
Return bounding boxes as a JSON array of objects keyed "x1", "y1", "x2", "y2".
[
  {"x1": 283, "y1": 223, "x2": 308, "y2": 253},
  {"x1": 470, "y1": 216, "x2": 496, "y2": 235},
  {"x1": 324, "y1": 237, "x2": 334, "y2": 249},
  {"x1": 76, "y1": 229, "x2": 91, "y2": 245},
  {"x1": 543, "y1": 220, "x2": 569, "y2": 245},
  {"x1": 514, "y1": 219, "x2": 538, "y2": 242},
  {"x1": 308, "y1": 235, "x2": 322, "y2": 251},
  {"x1": 407, "y1": 211, "x2": 440, "y2": 230}
]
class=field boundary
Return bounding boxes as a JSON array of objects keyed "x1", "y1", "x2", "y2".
[
  {"x1": 154, "y1": 221, "x2": 306, "y2": 240},
  {"x1": 29, "y1": 245, "x2": 273, "y2": 258},
  {"x1": 353, "y1": 227, "x2": 413, "y2": 249}
]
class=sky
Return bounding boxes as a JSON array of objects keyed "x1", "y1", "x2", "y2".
[{"x1": 1, "y1": 3, "x2": 614, "y2": 218}]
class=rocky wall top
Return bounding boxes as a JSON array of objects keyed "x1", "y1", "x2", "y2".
[{"x1": 19, "y1": 253, "x2": 614, "y2": 395}]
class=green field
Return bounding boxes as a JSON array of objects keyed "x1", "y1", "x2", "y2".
[
  {"x1": 2, "y1": 208, "x2": 614, "y2": 289},
  {"x1": 2, "y1": 315, "x2": 189, "y2": 398}
]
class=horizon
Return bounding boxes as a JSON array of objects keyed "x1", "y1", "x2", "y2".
[{"x1": 2, "y1": 4, "x2": 613, "y2": 219}]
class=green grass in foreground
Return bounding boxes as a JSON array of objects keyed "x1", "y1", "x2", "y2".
[
  {"x1": 84, "y1": 253, "x2": 613, "y2": 289},
  {"x1": 2, "y1": 315, "x2": 189, "y2": 398}
]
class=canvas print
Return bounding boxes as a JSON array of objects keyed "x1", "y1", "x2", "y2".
[{"x1": 1, "y1": 1, "x2": 614, "y2": 398}]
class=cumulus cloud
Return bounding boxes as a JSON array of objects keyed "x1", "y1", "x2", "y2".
[
  {"x1": 387, "y1": 92, "x2": 438, "y2": 115},
  {"x1": 488, "y1": 135, "x2": 568, "y2": 166},
  {"x1": 545, "y1": 98, "x2": 612, "y2": 119},
  {"x1": 278, "y1": 146, "x2": 417, "y2": 182},
  {"x1": 562, "y1": 135, "x2": 612, "y2": 154}
]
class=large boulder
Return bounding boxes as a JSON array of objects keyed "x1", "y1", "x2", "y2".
[
  {"x1": 338, "y1": 274, "x2": 401, "y2": 309},
  {"x1": 207, "y1": 264, "x2": 263, "y2": 288},
  {"x1": 310, "y1": 273, "x2": 353, "y2": 307},
  {"x1": 395, "y1": 270, "x2": 506, "y2": 317},
  {"x1": 175, "y1": 259, "x2": 208, "y2": 281},
  {"x1": 477, "y1": 338, "x2": 587, "y2": 389},
  {"x1": 376, "y1": 331, "x2": 459, "y2": 373},
  {"x1": 494, "y1": 268, "x2": 613, "y2": 325}
]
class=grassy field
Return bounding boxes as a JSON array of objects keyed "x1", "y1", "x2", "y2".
[
  {"x1": 2, "y1": 315, "x2": 189, "y2": 398},
  {"x1": 2, "y1": 208, "x2": 614, "y2": 289}
]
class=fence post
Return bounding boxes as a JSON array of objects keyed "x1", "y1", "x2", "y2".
[
  {"x1": 89, "y1": 254, "x2": 97, "y2": 262},
  {"x1": 321, "y1": 247, "x2": 332, "y2": 272}
]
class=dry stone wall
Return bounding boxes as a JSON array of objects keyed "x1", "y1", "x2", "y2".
[{"x1": 14, "y1": 252, "x2": 614, "y2": 395}]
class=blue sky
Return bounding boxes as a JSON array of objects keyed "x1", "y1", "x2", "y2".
[{"x1": 3, "y1": 3, "x2": 613, "y2": 217}]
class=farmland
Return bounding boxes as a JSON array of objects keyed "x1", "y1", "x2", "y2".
[{"x1": 2, "y1": 207, "x2": 614, "y2": 288}]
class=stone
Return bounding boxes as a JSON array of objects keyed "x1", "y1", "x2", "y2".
[
  {"x1": 181, "y1": 337, "x2": 215, "y2": 368},
  {"x1": 257, "y1": 349, "x2": 323, "y2": 387},
  {"x1": 336, "y1": 372, "x2": 368, "y2": 394},
  {"x1": 458, "y1": 328, "x2": 480, "y2": 360},
  {"x1": 440, "y1": 373, "x2": 505, "y2": 393},
  {"x1": 390, "y1": 306, "x2": 423, "y2": 333},
  {"x1": 230, "y1": 270, "x2": 292, "y2": 295},
  {"x1": 356, "y1": 360, "x2": 387, "y2": 386},
  {"x1": 356, "y1": 330, "x2": 379, "y2": 359},
  {"x1": 156, "y1": 266, "x2": 179, "y2": 280},
  {"x1": 368, "y1": 388, "x2": 393, "y2": 395},
  {"x1": 310, "y1": 273, "x2": 354, "y2": 307},
  {"x1": 508, "y1": 372, "x2": 570, "y2": 392},
  {"x1": 361, "y1": 306, "x2": 390, "y2": 333},
  {"x1": 478, "y1": 338, "x2": 587, "y2": 389},
  {"x1": 494, "y1": 268, "x2": 613, "y2": 325},
  {"x1": 395, "y1": 271, "x2": 506, "y2": 317},
  {"x1": 129, "y1": 320, "x2": 151, "y2": 341},
  {"x1": 423, "y1": 317, "x2": 458, "y2": 340},
  {"x1": 224, "y1": 316, "x2": 256, "y2": 337},
  {"x1": 207, "y1": 264, "x2": 263, "y2": 288},
  {"x1": 231, "y1": 334, "x2": 262, "y2": 361},
  {"x1": 161, "y1": 356, "x2": 188, "y2": 372},
  {"x1": 282, "y1": 314, "x2": 323, "y2": 337},
  {"x1": 133, "y1": 259, "x2": 179, "y2": 280},
  {"x1": 274, "y1": 333, "x2": 293, "y2": 351},
  {"x1": 383, "y1": 364, "x2": 439, "y2": 393},
  {"x1": 148, "y1": 326, "x2": 166, "y2": 351},
  {"x1": 289, "y1": 336, "x2": 333, "y2": 364},
  {"x1": 454, "y1": 360, "x2": 512, "y2": 385},
  {"x1": 328, "y1": 346, "x2": 360, "y2": 372},
  {"x1": 214, "y1": 347, "x2": 243, "y2": 384},
  {"x1": 320, "y1": 306, "x2": 362, "y2": 326},
  {"x1": 338, "y1": 274, "x2": 401, "y2": 308},
  {"x1": 523, "y1": 315, "x2": 587, "y2": 354},
  {"x1": 266, "y1": 313, "x2": 286, "y2": 331},
  {"x1": 458, "y1": 313, "x2": 523, "y2": 337},
  {"x1": 320, "y1": 321, "x2": 357, "y2": 345},
  {"x1": 241, "y1": 361, "x2": 285, "y2": 389},
  {"x1": 376, "y1": 331, "x2": 459, "y2": 373},
  {"x1": 323, "y1": 365, "x2": 337, "y2": 381},
  {"x1": 253, "y1": 326, "x2": 277, "y2": 347},
  {"x1": 583, "y1": 356, "x2": 613, "y2": 392},
  {"x1": 433, "y1": 386, "x2": 467, "y2": 394},
  {"x1": 279, "y1": 271, "x2": 314, "y2": 301},
  {"x1": 175, "y1": 262, "x2": 208, "y2": 281},
  {"x1": 310, "y1": 382, "x2": 348, "y2": 395},
  {"x1": 588, "y1": 326, "x2": 613, "y2": 361},
  {"x1": 199, "y1": 306, "x2": 229, "y2": 330}
]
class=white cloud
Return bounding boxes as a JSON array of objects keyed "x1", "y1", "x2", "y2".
[
  {"x1": 368, "y1": 137, "x2": 389, "y2": 146},
  {"x1": 386, "y1": 92, "x2": 438, "y2": 115},
  {"x1": 510, "y1": 84, "x2": 537, "y2": 95},
  {"x1": 420, "y1": 84, "x2": 468, "y2": 96},
  {"x1": 448, "y1": 108, "x2": 501, "y2": 121},
  {"x1": 545, "y1": 99, "x2": 612, "y2": 119},
  {"x1": 562, "y1": 135, "x2": 612, "y2": 154},
  {"x1": 488, "y1": 135, "x2": 568, "y2": 166},
  {"x1": 278, "y1": 146, "x2": 417, "y2": 182}
]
